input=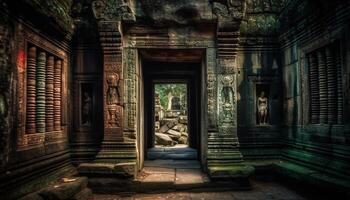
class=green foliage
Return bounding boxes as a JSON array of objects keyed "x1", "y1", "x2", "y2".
[{"x1": 155, "y1": 84, "x2": 187, "y2": 109}]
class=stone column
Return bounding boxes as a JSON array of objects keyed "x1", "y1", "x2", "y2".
[
  {"x1": 36, "y1": 52, "x2": 46, "y2": 133},
  {"x1": 208, "y1": 0, "x2": 254, "y2": 180},
  {"x1": 53, "y1": 59, "x2": 62, "y2": 131},
  {"x1": 99, "y1": 21, "x2": 124, "y2": 141},
  {"x1": 45, "y1": 56, "x2": 55, "y2": 132},
  {"x1": 26, "y1": 46, "x2": 37, "y2": 134}
]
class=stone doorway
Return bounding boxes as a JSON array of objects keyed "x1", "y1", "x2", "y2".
[{"x1": 143, "y1": 60, "x2": 202, "y2": 162}]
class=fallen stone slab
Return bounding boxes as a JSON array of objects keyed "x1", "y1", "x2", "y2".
[
  {"x1": 159, "y1": 118, "x2": 178, "y2": 132},
  {"x1": 166, "y1": 129, "x2": 182, "y2": 140},
  {"x1": 172, "y1": 124, "x2": 186, "y2": 132},
  {"x1": 181, "y1": 132, "x2": 188, "y2": 137},
  {"x1": 178, "y1": 136, "x2": 188, "y2": 144},
  {"x1": 155, "y1": 133, "x2": 175, "y2": 146}
]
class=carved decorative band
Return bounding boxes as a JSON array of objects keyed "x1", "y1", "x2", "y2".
[{"x1": 17, "y1": 133, "x2": 45, "y2": 149}]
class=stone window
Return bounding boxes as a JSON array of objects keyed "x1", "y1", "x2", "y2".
[
  {"x1": 307, "y1": 42, "x2": 343, "y2": 124},
  {"x1": 25, "y1": 44, "x2": 63, "y2": 135}
]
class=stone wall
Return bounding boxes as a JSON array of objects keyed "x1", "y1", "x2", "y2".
[
  {"x1": 279, "y1": 0, "x2": 350, "y2": 181},
  {"x1": 236, "y1": 0, "x2": 285, "y2": 159},
  {"x1": 0, "y1": 1, "x2": 74, "y2": 199}
]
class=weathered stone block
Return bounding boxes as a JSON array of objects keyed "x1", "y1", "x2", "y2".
[
  {"x1": 38, "y1": 177, "x2": 88, "y2": 200},
  {"x1": 155, "y1": 133, "x2": 174, "y2": 146},
  {"x1": 78, "y1": 162, "x2": 135, "y2": 178}
]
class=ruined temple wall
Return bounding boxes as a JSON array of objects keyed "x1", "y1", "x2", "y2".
[
  {"x1": 236, "y1": 0, "x2": 285, "y2": 160},
  {"x1": 279, "y1": 0, "x2": 350, "y2": 180},
  {"x1": 0, "y1": 1, "x2": 75, "y2": 199},
  {"x1": 236, "y1": 46, "x2": 283, "y2": 159}
]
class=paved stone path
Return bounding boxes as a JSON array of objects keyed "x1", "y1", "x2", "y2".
[{"x1": 89, "y1": 178, "x2": 313, "y2": 200}]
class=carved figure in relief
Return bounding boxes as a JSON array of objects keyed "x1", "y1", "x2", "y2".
[
  {"x1": 107, "y1": 73, "x2": 121, "y2": 105},
  {"x1": 221, "y1": 75, "x2": 235, "y2": 122},
  {"x1": 257, "y1": 91, "x2": 268, "y2": 125},
  {"x1": 82, "y1": 92, "x2": 92, "y2": 126}
]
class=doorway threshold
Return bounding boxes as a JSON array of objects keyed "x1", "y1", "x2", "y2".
[{"x1": 147, "y1": 147, "x2": 197, "y2": 160}]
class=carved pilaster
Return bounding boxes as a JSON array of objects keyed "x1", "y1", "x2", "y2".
[
  {"x1": 98, "y1": 21, "x2": 123, "y2": 140},
  {"x1": 36, "y1": 52, "x2": 46, "y2": 133},
  {"x1": 53, "y1": 59, "x2": 62, "y2": 131},
  {"x1": 208, "y1": 0, "x2": 253, "y2": 180},
  {"x1": 124, "y1": 48, "x2": 137, "y2": 133},
  {"x1": 91, "y1": 0, "x2": 135, "y2": 141},
  {"x1": 26, "y1": 47, "x2": 37, "y2": 134},
  {"x1": 207, "y1": 48, "x2": 217, "y2": 130}
]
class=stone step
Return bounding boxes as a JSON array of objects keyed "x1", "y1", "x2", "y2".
[
  {"x1": 78, "y1": 162, "x2": 136, "y2": 178},
  {"x1": 19, "y1": 177, "x2": 91, "y2": 200},
  {"x1": 147, "y1": 147, "x2": 198, "y2": 160}
]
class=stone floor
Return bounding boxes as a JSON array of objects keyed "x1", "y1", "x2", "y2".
[
  {"x1": 88, "y1": 178, "x2": 323, "y2": 200},
  {"x1": 87, "y1": 160, "x2": 346, "y2": 200}
]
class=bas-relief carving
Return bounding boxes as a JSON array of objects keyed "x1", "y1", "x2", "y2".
[
  {"x1": 206, "y1": 48, "x2": 217, "y2": 129},
  {"x1": 213, "y1": 0, "x2": 246, "y2": 29},
  {"x1": 124, "y1": 48, "x2": 137, "y2": 131},
  {"x1": 220, "y1": 75, "x2": 236, "y2": 125},
  {"x1": 92, "y1": 0, "x2": 135, "y2": 21}
]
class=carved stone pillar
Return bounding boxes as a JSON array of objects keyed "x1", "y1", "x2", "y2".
[
  {"x1": 207, "y1": 48, "x2": 218, "y2": 130},
  {"x1": 36, "y1": 52, "x2": 46, "y2": 133},
  {"x1": 45, "y1": 56, "x2": 55, "y2": 132},
  {"x1": 26, "y1": 47, "x2": 37, "y2": 134},
  {"x1": 53, "y1": 59, "x2": 62, "y2": 131},
  {"x1": 77, "y1": 0, "x2": 137, "y2": 176},
  {"x1": 208, "y1": 0, "x2": 254, "y2": 180},
  {"x1": 99, "y1": 21, "x2": 123, "y2": 141}
]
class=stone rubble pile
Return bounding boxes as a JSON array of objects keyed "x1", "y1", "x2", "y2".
[{"x1": 155, "y1": 115, "x2": 188, "y2": 146}]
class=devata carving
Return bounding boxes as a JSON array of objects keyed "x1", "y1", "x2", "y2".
[
  {"x1": 82, "y1": 91, "x2": 92, "y2": 126},
  {"x1": 107, "y1": 73, "x2": 121, "y2": 105},
  {"x1": 221, "y1": 75, "x2": 235, "y2": 123},
  {"x1": 92, "y1": 0, "x2": 135, "y2": 21},
  {"x1": 257, "y1": 91, "x2": 268, "y2": 125}
]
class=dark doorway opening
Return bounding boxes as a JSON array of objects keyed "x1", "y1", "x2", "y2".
[{"x1": 143, "y1": 60, "x2": 201, "y2": 160}]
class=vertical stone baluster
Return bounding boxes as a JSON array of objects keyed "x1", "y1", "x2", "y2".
[
  {"x1": 26, "y1": 46, "x2": 37, "y2": 134},
  {"x1": 45, "y1": 56, "x2": 54, "y2": 132},
  {"x1": 36, "y1": 52, "x2": 46, "y2": 133},
  {"x1": 334, "y1": 45, "x2": 343, "y2": 124},
  {"x1": 54, "y1": 59, "x2": 62, "y2": 131},
  {"x1": 317, "y1": 49, "x2": 327, "y2": 124},
  {"x1": 308, "y1": 53, "x2": 319, "y2": 124},
  {"x1": 325, "y1": 47, "x2": 337, "y2": 124}
]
